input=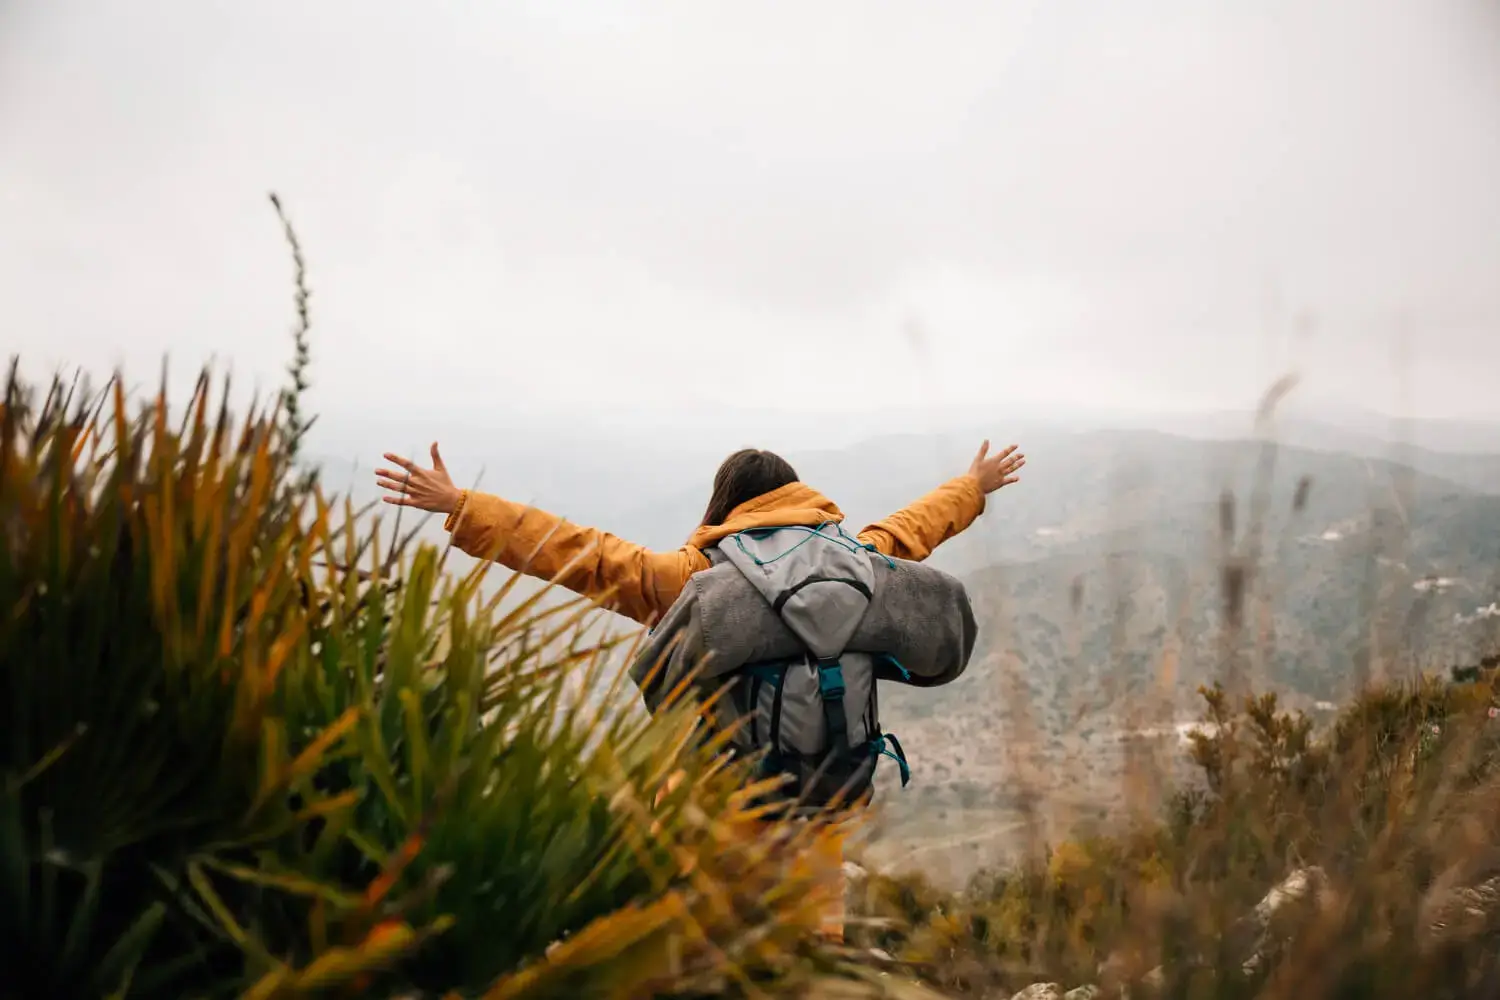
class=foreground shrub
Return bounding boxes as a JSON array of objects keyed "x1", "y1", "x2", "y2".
[
  {"x1": 851, "y1": 668, "x2": 1500, "y2": 999},
  {"x1": 0, "y1": 365, "x2": 937, "y2": 999}
]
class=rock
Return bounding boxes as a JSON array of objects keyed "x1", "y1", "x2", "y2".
[
  {"x1": 1095, "y1": 867, "x2": 1331, "y2": 994},
  {"x1": 1232, "y1": 866, "x2": 1328, "y2": 975},
  {"x1": 1251, "y1": 866, "x2": 1327, "y2": 926},
  {"x1": 1064, "y1": 987, "x2": 1101, "y2": 1000},
  {"x1": 1420, "y1": 872, "x2": 1500, "y2": 951},
  {"x1": 1009, "y1": 985, "x2": 1063, "y2": 1000}
]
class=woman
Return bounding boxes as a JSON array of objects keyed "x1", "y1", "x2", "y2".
[
  {"x1": 374, "y1": 438, "x2": 1023, "y2": 939},
  {"x1": 374, "y1": 439, "x2": 1025, "y2": 626}
]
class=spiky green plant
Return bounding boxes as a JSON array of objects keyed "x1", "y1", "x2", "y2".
[
  {"x1": 0, "y1": 361, "x2": 945, "y2": 1000},
  {"x1": 0, "y1": 364, "x2": 357, "y2": 997}
]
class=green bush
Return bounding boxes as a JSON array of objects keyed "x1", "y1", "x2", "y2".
[{"x1": 0, "y1": 365, "x2": 938, "y2": 1000}]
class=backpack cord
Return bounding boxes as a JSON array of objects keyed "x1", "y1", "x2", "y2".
[
  {"x1": 730, "y1": 522, "x2": 897, "y2": 571},
  {"x1": 833, "y1": 522, "x2": 897, "y2": 570},
  {"x1": 733, "y1": 522, "x2": 867, "y2": 566},
  {"x1": 870, "y1": 732, "x2": 911, "y2": 787}
]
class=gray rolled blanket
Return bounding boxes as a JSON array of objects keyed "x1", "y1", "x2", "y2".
[{"x1": 629, "y1": 547, "x2": 976, "y2": 713}]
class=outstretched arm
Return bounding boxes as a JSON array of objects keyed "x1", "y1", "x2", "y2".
[
  {"x1": 375, "y1": 444, "x2": 705, "y2": 625},
  {"x1": 855, "y1": 441, "x2": 1025, "y2": 562}
]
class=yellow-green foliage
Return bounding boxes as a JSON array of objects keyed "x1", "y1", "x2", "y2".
[
  {"x1": 851, "y1": 669, "x2": 1500, "y2": 999},
  {"x1": 0, "y1": 366, "x2": 933, "y2": 1000},
  {"x1": 7, "y1": 353, "x2": 1497, "y2": 1000}
]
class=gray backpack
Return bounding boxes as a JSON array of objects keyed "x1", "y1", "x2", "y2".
[{"x1": 632, "y1": 522, "x2": 977, "y2": 812}]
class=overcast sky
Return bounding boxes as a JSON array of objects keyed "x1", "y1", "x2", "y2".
[{"x1": 3, "y1": 0, "x2": 1499, "y2": 441}]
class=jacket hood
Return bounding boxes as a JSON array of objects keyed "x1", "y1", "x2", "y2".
[{"x1": 686, "y1": 481, "x2": 845, "y2": 550}]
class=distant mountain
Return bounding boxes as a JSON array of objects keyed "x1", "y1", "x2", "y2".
[
  {"x1": 305, "y1": 415, "x2": 1500, "y2": 882},
  {"x1": 312, "y1": 418, "x2": 1500, "y2": 721},
  {"x1": 1139, "y1": 411, "x2": 1500, "y2": 493},
  {"x1": 861, "y1": 432, "x2": 1500, "y2": 880},
  {"x1": 871, "y1": 428, "x2": 1500, "y2": 717}
]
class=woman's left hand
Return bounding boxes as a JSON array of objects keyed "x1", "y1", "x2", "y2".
[
  {"x1": 375, "y1": 443, "x2": 462, "y2": 514},
  {"x1": 968, "y1": 440, "x2": 1025, "y2": 494}
]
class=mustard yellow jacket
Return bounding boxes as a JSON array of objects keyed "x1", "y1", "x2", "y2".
[{"x1": 443, "y1": 474, "x2": 986, "y2": 626}]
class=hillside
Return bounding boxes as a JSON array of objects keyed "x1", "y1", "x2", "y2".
[
  {"x1": 312, "y1": 419, "x2": 1500, "y2": 694},
  {"x1": 860, "y1": 435, "x2": 1500, "y2": 884},
  {"x1": 309, "y1": 419, "x2": 1500, "y2": 886},
  {"x1": 771, "y1": 427, "x2": 1500, "y2": 883},
  {"x1": 14, "y1": 363, "x2": 1500, "y2": 998}
]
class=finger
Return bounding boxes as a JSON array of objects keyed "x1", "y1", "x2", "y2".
[
  {"x1": 381, "y1": 495, "x2": 421, "y2": 507},
  {"x1": 375, "y1": 476, "x2": 413, "y2": 493},
  {"x1": 974, "y1": 439, "x2": 990, "y2": 463},
  {"x1": 430, "y1": 441, "x2": 447, "y2": 473},
  {"x1": 374, "y1": 468, "x2": 416, "y2": 483},
  {"x1": 383, "y1": 452, "x2": 419, "y2": 474}
]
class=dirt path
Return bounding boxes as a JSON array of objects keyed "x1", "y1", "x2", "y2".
[{"x1": 864, "y1": 816, "x2": 1034, "y2": 879}]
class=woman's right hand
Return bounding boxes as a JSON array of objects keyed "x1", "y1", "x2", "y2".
[{"x1": 376, "y1": 443, "x2": 462, "y2": 514}]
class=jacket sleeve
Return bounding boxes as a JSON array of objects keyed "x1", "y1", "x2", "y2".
[
  {"x1": 442, "y1": 490, "x2": 708, "y2": 625},
  {"x1": 855, "y1": 474, "x2": 987, "y2": 562}
]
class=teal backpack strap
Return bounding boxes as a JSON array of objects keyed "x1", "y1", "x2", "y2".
[{"x1": 816, "y1": 656, "x2": 850, "y2": 760}]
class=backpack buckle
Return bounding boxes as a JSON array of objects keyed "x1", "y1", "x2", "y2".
[{"x1": 817, "y1": 659, "x2": 845, "y2": 700}]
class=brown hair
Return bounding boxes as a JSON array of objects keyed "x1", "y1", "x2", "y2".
[{"x1": 699, "y1": 449, "x2": 799, "y2": 528}]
